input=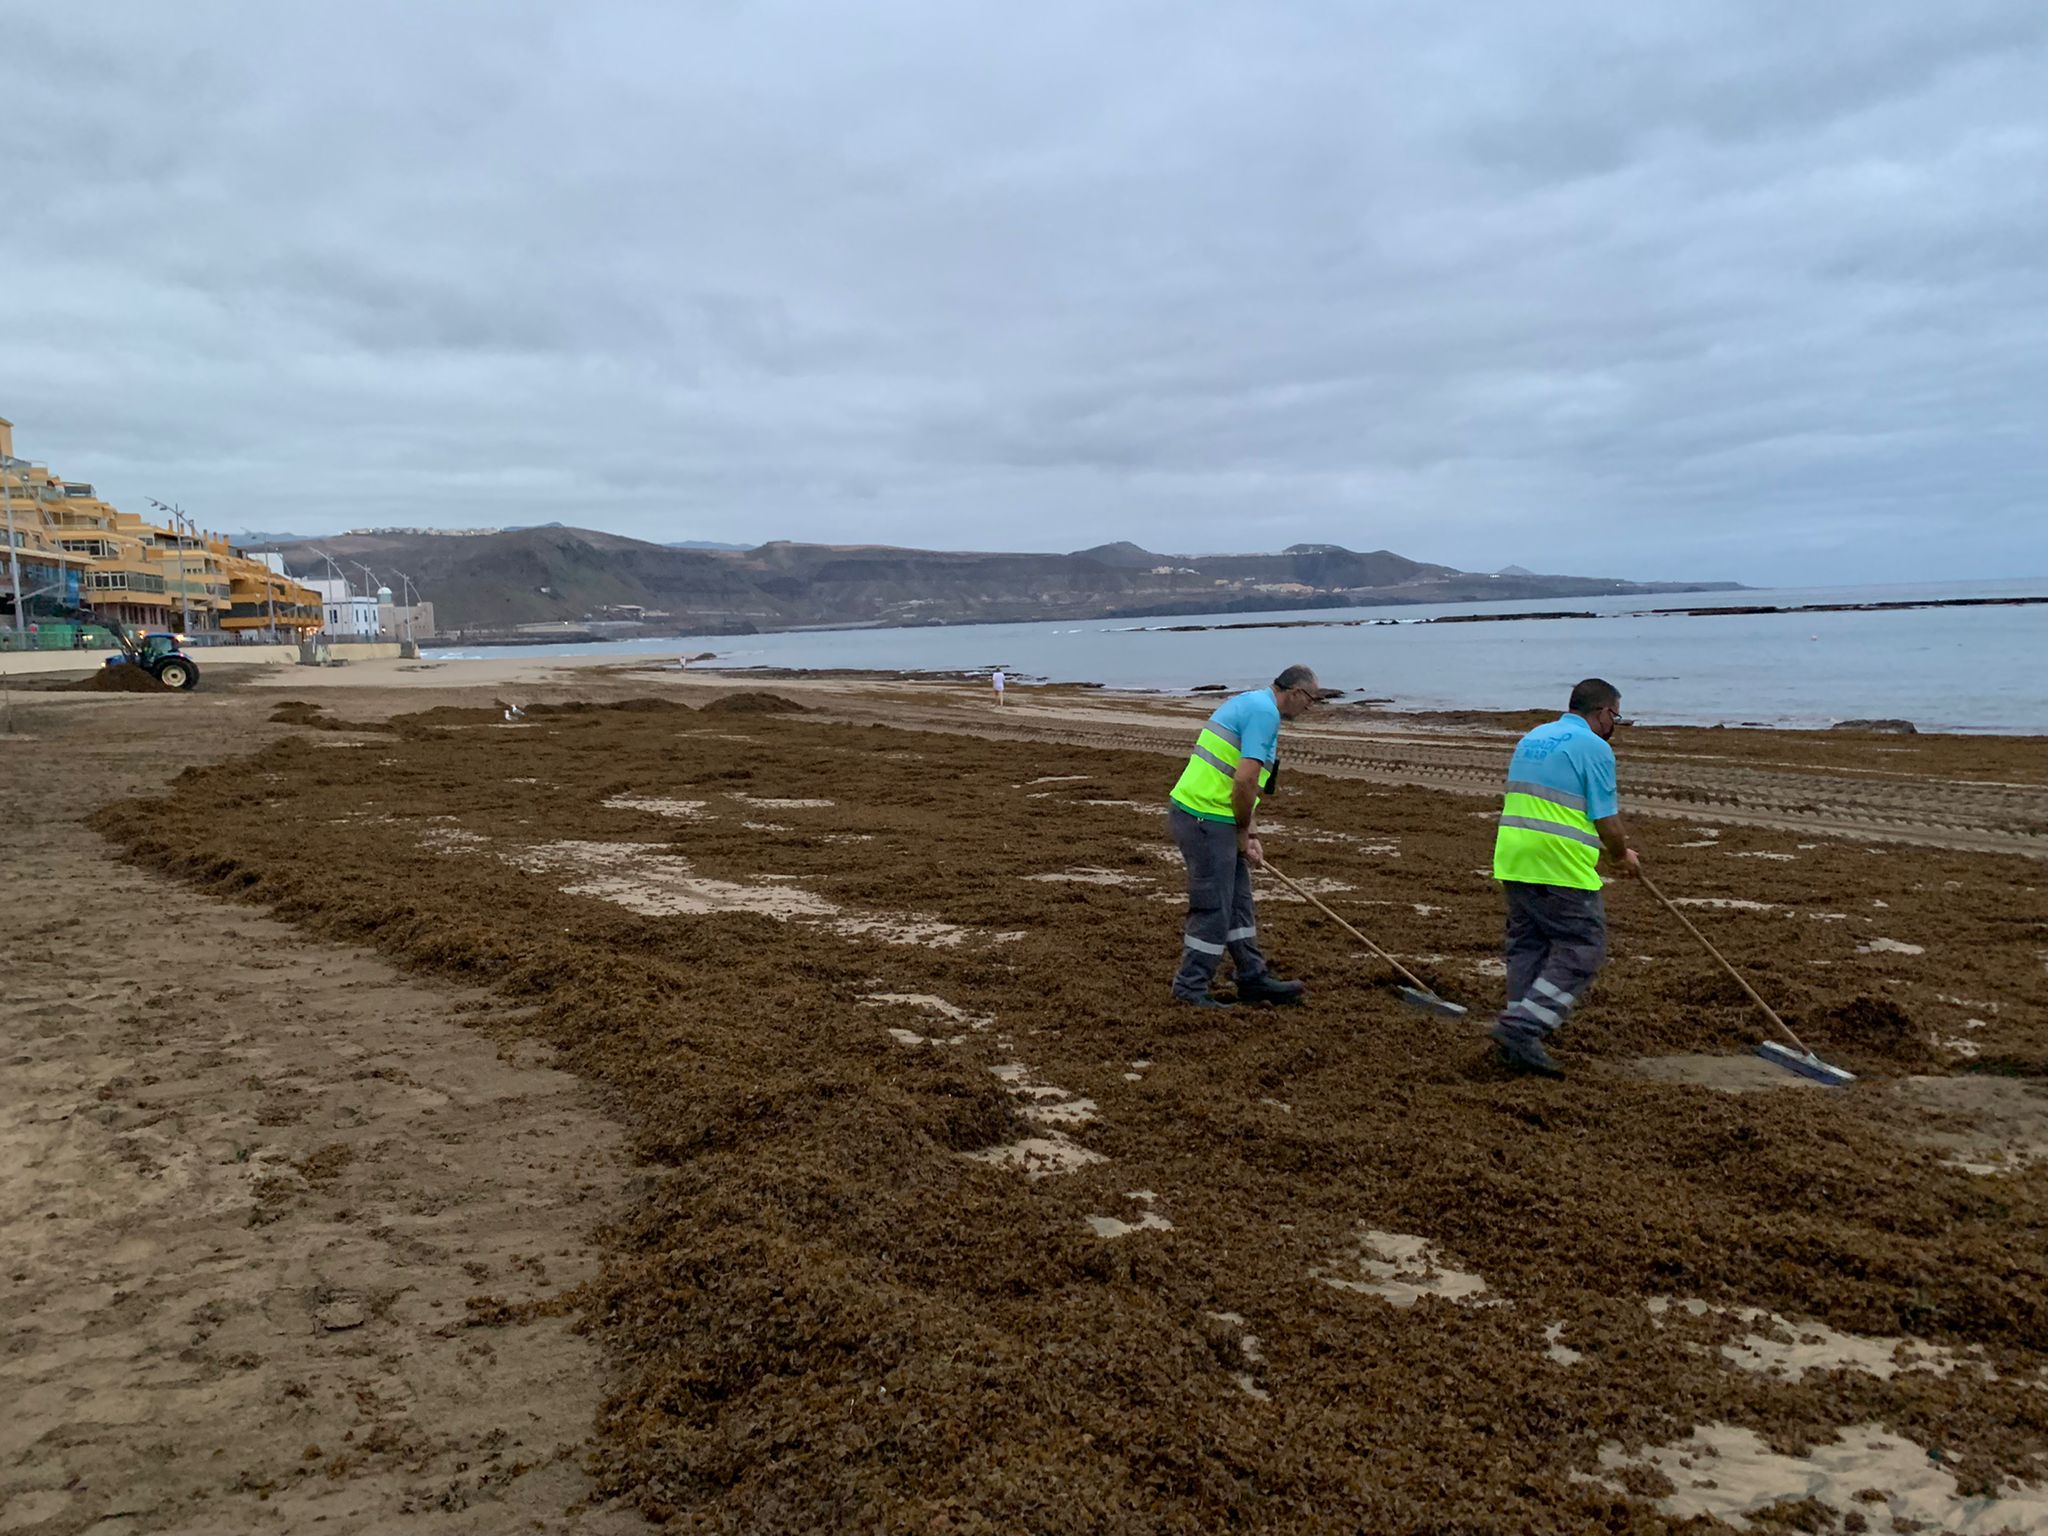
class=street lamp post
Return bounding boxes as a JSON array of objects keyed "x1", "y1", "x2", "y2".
[
  {"x1": 306, "y1": 546, "x2": 351, "y2": 636},
  {"x1": 352, "y1": 563, "x2": 389, "y2": 639},
  {"x1": 389, "y1": 569, "x2": 418, "y2": 643},
  {"x1": 146, "y1": 499, "x2": 195, "y2": 637},
  {"x1": 2, "y1": 455, "x2": 25, "y2": 637}
]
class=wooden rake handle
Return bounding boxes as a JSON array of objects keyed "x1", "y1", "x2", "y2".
[
  {"x1": 1262, "y1": 859, "x2": 1435, "y2": 997},
  {"x1": 1639, "y1": 874, "x2": 1813, "y2": 1055}
]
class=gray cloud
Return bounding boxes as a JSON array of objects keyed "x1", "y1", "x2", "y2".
[{"x1": 2, "y1": 0, "x2": 2044, "y2": 583}]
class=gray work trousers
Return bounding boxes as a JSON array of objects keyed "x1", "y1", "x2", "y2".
[
  {"x1": 1498, "y1": 881, "x2": 1607, "y2": 1039},
  {"x1": 1169, "y1": 805, "x2": 1269, "y2": 999}
]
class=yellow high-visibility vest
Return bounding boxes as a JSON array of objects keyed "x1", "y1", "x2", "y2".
[
  {"x1": 1170, "y1": 718, "x2": 1272, "y2": 822},
  {"x1": 1493, "y1": 781, "x2": 1603, "y2": 889}
]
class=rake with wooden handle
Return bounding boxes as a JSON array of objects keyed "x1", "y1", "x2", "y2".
[
  {"x1": 1262, "y1": 860, "x2": 1468, "y2": 1018},
  {"x1": 1640, "y1": 875, "x2": 1855, "y2": 1086}
]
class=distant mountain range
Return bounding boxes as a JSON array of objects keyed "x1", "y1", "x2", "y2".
[{"x1": 248, "y1": 527, "x2": 1740, "y2": 636}]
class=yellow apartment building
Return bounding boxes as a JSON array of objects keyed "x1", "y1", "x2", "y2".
[
  {"x1": 3, "y1": 426, "x2": 104, "y2": 625},
  {"x1": 2, "y1": 414, "x2": 323, "y2": 639},
  {"x1": 219, "y1": 543, "x2": 323, "y2": 636}
]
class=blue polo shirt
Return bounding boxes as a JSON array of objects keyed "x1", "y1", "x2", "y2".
[
  {"x1": 1494, "y1": 712, "x2": 1619, "y2": 889},
  {"x1": 1210, "y1": 687, "x2": 1281, "y2": 766},
  {"x1": 1505, "y1": 713, "x2": 1618, "y2": 820}
]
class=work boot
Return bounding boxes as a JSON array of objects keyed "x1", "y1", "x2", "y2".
[
  {"x1": 1173, "y1": 991, "x2": 1236, "y2": 1010},
  {"x1": 1236, "y1": 974, "x2": 1305, "y2": 1006},
  {"x1": 1489, "y1": 1021, "x2": 1564, "y2": 1079}
]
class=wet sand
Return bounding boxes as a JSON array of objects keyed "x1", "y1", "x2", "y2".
[{"x1": 0, "y1": 687, "x2": 643, "y2": 1533}]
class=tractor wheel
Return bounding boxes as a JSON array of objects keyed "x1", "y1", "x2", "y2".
[{"x1": 155, "y1": 658, "x2": 198, "y2": 690}]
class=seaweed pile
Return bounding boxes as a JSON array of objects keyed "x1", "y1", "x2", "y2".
[{"x1": 94, "y1": 700, "x2": 2048, "y2": 1530}]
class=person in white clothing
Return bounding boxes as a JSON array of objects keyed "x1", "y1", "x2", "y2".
[{"x1": 992, "y1": 669, "x2": 1006, "y2": 706}]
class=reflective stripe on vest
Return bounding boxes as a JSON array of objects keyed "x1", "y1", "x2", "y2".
[
  {"x1": 1493, "y1": 781, "x2": 1604, "y2": 890},
  {"x1": 1170, "y1": 723, "x2": 1272, "y2": 822}
]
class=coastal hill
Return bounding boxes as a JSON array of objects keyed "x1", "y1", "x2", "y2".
[{"x1": 255, "y1": 526, "x2": 1738, "y2": 637}]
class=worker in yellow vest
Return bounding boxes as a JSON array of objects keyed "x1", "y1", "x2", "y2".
[
  {"x1": 1167, "y1": 664, "x2": 1321, "y2": 1008},
  {"x1": 1489, "y1": 677, "x2": 1641, "y2": 1076}
]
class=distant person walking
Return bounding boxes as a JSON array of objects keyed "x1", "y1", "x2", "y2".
[
  {"x1": 991, "y1": 668, "x2": 1005, "y2": 707},
  {"x1": 1167, "y1": 665, "x2": 1320, "y2": 1008},
  {"x1": 1489, "y1": 678, "x2": 1640, "y2": 1077}
]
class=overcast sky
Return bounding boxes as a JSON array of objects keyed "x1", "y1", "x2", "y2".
[{"x1": 3, "y1": 2, "x2": 2044, "y2": 584}]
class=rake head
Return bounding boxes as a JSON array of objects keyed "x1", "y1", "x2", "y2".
[
  {"x1": 1398, "y1": 985, "x2": 1469, "y2": 1019},
  {"x1": 1756, "y1": 1040, "x2": 1856, "y2": 1087}
]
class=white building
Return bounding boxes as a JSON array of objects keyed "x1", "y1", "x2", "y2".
[{"x1": 304, "y1": 575, "x2": 382, "y2": 638}]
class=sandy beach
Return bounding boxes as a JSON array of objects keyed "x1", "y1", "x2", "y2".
[{"x1": 4, "y1": 660, "x2": 2046, "y2": 1531}]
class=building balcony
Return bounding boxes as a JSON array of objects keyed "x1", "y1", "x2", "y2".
[{"x1": 87, "y1": 572, "x2": 169, "y2": 595}]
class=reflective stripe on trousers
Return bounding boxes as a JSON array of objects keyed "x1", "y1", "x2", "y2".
[
  {"x1": 1498, "y1": 881, "x2": 1606, "y2": 1038},
  {"x1": 1169, "y1": 805, "x2": 1269, "y2": 997}
]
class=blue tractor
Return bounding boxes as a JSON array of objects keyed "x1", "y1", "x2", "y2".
[
  {"x1": 34, "y1": 603, "x2": 203, "y2": 689},
  {"x1": 106, "y1": 626, "x2": 201, "y2": 690}
]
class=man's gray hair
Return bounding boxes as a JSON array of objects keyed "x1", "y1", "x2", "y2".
[
  {"x1": 1569, "y1": 677, "x2": 1620, "y2": 714},
  {"x1": 1274, "y1": 664, "x2": 1318, "y2": 692}
]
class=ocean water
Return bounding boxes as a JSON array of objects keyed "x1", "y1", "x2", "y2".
[{"x1": 427, "y1": 577, "x2": 2048, "y2": 734}]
